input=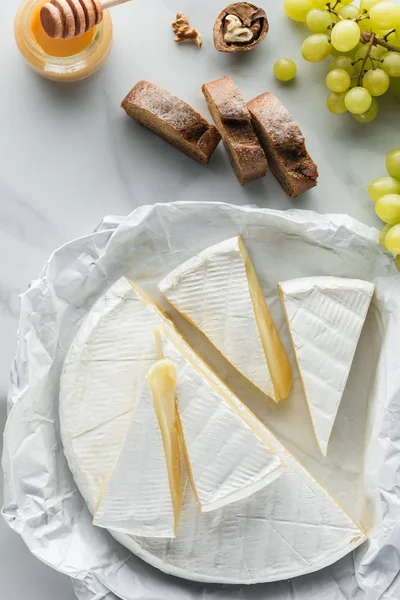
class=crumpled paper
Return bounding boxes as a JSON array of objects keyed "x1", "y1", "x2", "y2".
[{"x1": 2, "y1": 202, "x2": 400, "y2": 600}]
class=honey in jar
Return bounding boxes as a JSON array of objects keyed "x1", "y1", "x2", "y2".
[{"x1": 15, "y1": 0, "x2": 113, "y2": 82}]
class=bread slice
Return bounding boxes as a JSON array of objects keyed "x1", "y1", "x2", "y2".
[
  {"x1": 201, "y1": 76, "x2": 268, "y2": 185},
  {"x1": 247, "y1": 93, "x2": 318, "y2": 198},
  {"x1": 121, "y1": 81, "x2": 221, "y2": 165}
]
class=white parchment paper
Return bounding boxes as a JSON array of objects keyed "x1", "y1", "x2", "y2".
[{"x1": 2, "y1": 202, "x2": 400, "y2": 600}]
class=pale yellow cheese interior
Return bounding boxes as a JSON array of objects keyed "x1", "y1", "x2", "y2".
[
  {"x1": 147, "y1": 359, "x2": 182, "y2": 534},
  {"x1": 238, "y1": 237, "x2": 292, "y2": 402},
  {"x1": 157, "y1": 324, "x2": 279, "y2": 457}
]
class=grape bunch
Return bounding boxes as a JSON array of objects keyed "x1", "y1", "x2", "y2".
[
  {"x1": 283, "y1": 0, "x2": 400, "y2": 123},
  {"x1": 369, "y1": 148, "x2": 400, "y2": 270}
]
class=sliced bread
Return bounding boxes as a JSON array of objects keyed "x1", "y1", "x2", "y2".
[
  {"x1": 247, "y1": 92, "x2": 318, "y2": 198},
  {"x1": 202, "y1": 76, "x2": 268, "y2": 185},
  {"x1": 122, "y1": 81, "x2": 221, "y2": 165}
]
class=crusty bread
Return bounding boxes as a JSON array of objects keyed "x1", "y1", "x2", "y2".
[
  {"x1": 247, "y1": 93, "x2": 318, "y2": 198},
  {"x1": 122, "y1": 81, "x2": 221, "y2": 165},
  {"x1": 201, "y1": 76, "x2": 268, "y2": 185}
]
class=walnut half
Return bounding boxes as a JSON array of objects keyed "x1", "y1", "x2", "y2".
[
  {"x1": 213, "y1": 3, "x2": 268, "y2": 53},
  {"x1": 172, "y1": 13, "x2": 202, "y2": 48}
]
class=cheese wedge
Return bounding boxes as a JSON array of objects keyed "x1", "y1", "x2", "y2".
[
  {"x1": 127, "y1": 323, "x2": 367, "y2": 582},
  {"x1": 157, "y1": 324, "x2": 285, "y2": 512},
  {"x1": 159, "y1": 236, "x2": 292, "y2": 403},
  {"x1": 279, "y1": 277, "x2": 374, "y2": 456},
  {"x1": 59, "y1": 277, "x2": 170, "y2": 513},
  {"x1": 93, "y1": 360, "x2": 182, "y2": 537}
]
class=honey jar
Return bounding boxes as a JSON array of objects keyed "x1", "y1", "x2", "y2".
[{"x1": 14, "y1": 0, "x2": 113, "y2": 82}]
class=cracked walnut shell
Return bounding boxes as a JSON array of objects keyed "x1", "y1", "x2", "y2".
[{"x1": 213, "y1": 3, "x2": 268, "y2": 53}]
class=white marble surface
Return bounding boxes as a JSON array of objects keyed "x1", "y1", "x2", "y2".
[{"x1": 1, "y1": 0, "x2": 400, "y2": 598}]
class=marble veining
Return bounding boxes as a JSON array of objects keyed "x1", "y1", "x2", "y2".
[{"x1": 1, "y1": 0, "x2": 400, "y2": 598}]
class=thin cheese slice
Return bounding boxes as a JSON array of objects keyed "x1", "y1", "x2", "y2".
[
  {"x1": 93, "y1": 360, "x2": 182, "y2": 537},
  {"x1": 159, "y1": 236, "x2": 292, "y2": 403},
  {"x1": 279, "y1": 277, "x2": 374, "y2": 456},
  {"x1": 60, "y1": 277, "x2": 170, "y2": 513},
  {"x1": 157, "y1": 324, "x2": 285, "y2": 512}
]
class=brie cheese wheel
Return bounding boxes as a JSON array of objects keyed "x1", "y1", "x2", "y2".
[
  {"x1": 59, "y1": 278, "x2": 170, "y2": 512},
  {"x1": 93, "y1": 360, "x2": 182, "y2": 537},
  {"x1": 279, "y1": 277, "x2": 374, "y2": 456},
  {"x1": 126, "y1": 325, "x2": 366, "y2": 583},
  {"x1": 157, "y1": 324, "x2": 285, "y2": 512},
  {"x1": 159, "y1": 236, "x2": 292, "y2": 403}
]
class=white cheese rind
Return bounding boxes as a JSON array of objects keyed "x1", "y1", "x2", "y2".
[
  {"x1": 60, "y1": 278, "x2": 169, "y2": 513},
  {"x1": 159, "y1": 236, "x2": 291, "y2": 401},
  {"x1": 159, "y1": 324, "x2": 283, "y2": 511},
  {"x1": 279, "y1": 276, "x2": 374, "y2": 456},
  {"x1": 125, "y1": 323, "x2": 366, "y2": 583},
  {"x1": 93, "y1": 378, "x2": 176, "y2": 538}
]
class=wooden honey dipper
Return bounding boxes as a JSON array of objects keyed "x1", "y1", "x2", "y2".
[{"x1": 40, "y1": 0, "x2": 132, "y2": 39}]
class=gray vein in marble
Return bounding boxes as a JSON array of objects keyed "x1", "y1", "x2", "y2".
[{"x1": 0, "y1": 182, "x2": 66, "y2": 252}]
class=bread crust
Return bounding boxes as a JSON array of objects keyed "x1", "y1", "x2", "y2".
[
  {"x1": 122, "y1": 81, "x2": 221, "y2": 165},
  {"x1": 247, "y1": 93, "x2": 318, "y2": 198},
  {"x1": 202, "y1": 76, "x2": 268, "y2": 185}
]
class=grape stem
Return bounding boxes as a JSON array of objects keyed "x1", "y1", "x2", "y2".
[
  {"x1": 361, "y1": 31, "x2": 400, "y2": 53},
  {"x1": 355, "y1": 10, "x2": 370, "y2": 24},
  {"x1": 383, "y1": 29, "x2": 397, "y2": 42},
  {"x1": 358, "y1": 32, "x2": 375, "y2": 85},
  {"x1": 326, "y1": 0, "x2": 342, "y2": 18}
]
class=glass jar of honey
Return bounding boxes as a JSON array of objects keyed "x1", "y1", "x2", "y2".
[{"x1": 14, "y1": 0, "x2": 113, "y2": 82}]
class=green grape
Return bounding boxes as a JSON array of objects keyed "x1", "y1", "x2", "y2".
[
  {"x1": 386, "y1": 148, "x2": 400, "y2": 180},
  {"x1": 329, "y1": 55, "x2": 356, "y2": 75},
  {"x1": 274, "y1": 58, "x2": 297, "y2": 81},
  {"x1": 376, "y1": 194, "x2": 400, "y2": 224},
  {"x1": 368, "y1": 177, "x2": 400, "y2": 201},
  {"x1": 385, "y1": 224, "x2": 400, "y2": 253},
  {"x1": 370, "y1": 2, "x2": 400, "y2": 30},
  {"x1": 340, "y1": 0, "x2": 356, "y2": 4},
  {"x1": 311, "y1": 0, "x2": 329, "y2": 7},
  {"x1": 359, "y1": 19, "x2": 386, "y2": 35},
  {"x1": 359, "y1": 17, "x2": 373, "y2": 32},
  {"x1": 331, "y1": 44, "x2": 360, "y2": 58},
  {"x1": 302, "y1": 34, "x2": 332, "y2": 62},
  {"x1": 344, "y1": 87, "x2": 372, "y2": 114},
  {"x1": 362, "y1": 69, "x2": 390, "y2": 96},
  {"x1": 354, "y1": 45, "x2": 386, "y2": 62},
  {"x1": 395, "y1": 255, "x2": 400, "y2": 270},
  {"x1": 306, "y1": 8, "x2": 332, "y2": 32},
  {"x1": 379, "y1": 224, "x2": 392, "y2": 248},
  {"x1": 327, "y1": 91, "x2": 348, "y2": 114},
  {"x1": 360, "y1": 0, "x2": 384, "y2": 9},
  {"x1": 354, "y1": 46, "x2": 383, "y2": 74},
  {"x1": 284, "y1": 0, "x2": 313, "y2": 22},
  {"x1": 397, "y1": 26, "x2": 400, "y2": 41},
  {"x1": 338, "y1": 5, "x2": 360, "y2": 19},
  {"x1": 331, "y1": 21, "x2": 361, "y2": 53},
  {"x1": 326, "y1": 69, "x2": 351, "y2": 92},
  {"x1": 382, "y1": 52, "x2": 400, "y2": 77},
  {"x1": 352, "y1": 98, "x2": 379, "y2": 122}
]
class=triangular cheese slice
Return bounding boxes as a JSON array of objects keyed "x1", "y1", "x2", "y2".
[
  {"x1": 157, "y1": 324, "x2": 285, "y2": 512},
  {"x1": 159, "y1": 237, "x2": 292, "y2": 402},
  {"x1": 60, "y1": 278, "x2": 171, "y2": 513},
  {"x1": 279, "y1": 276, "x2": 374, "y2": 456},
  {"x1": 159, "y1": 237, "x2": 292, "y2": 403},
  {"x1": 93, "y1": 360, "x2": 182, "y2": 537}
]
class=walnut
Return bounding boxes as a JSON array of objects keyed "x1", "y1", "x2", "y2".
[
  {"x1": 172, "y1": 12, "x2": 202, "y2": 48},
  {"x1": 213, "y1": 3, "x2": 268, "y2": 53}
]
